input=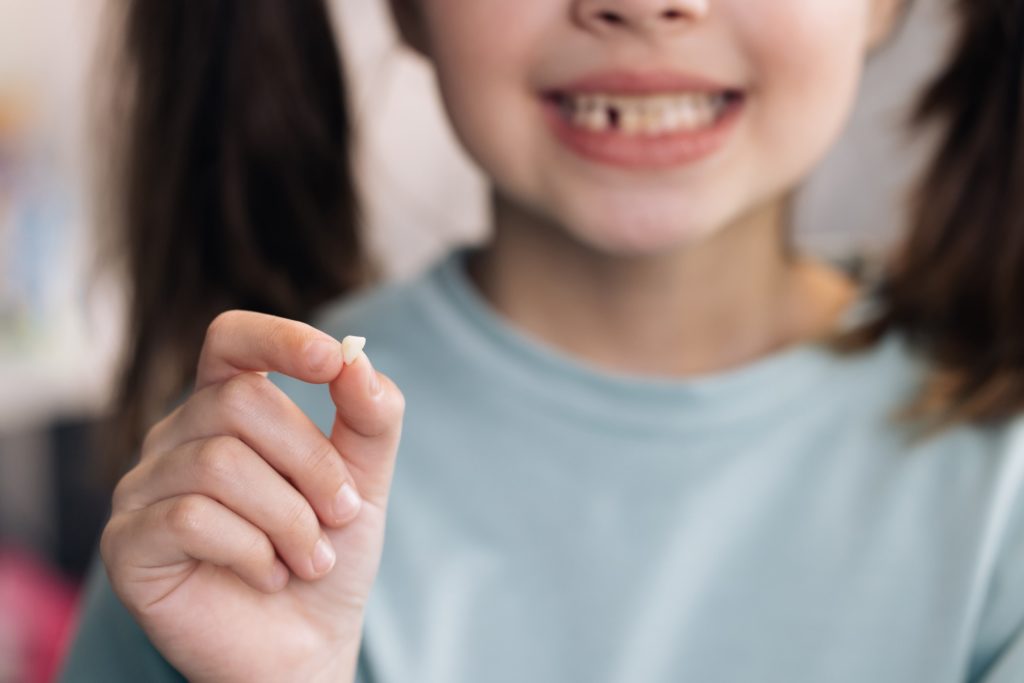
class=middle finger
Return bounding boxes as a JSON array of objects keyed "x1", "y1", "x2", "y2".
[{"x1": 147, "y1": 372, "x2": 363, "y2": 528}]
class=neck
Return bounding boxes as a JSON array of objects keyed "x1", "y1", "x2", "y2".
[{"x1": 466, "y1": 193, "x2": 857, "y2": 377}]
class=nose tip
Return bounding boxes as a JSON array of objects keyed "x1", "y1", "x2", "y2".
[{"x1": 575, "y1": 0, "x2": 709, "y2": 36}]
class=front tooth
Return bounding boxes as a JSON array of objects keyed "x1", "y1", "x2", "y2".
[
  {"x1": 642, "y1": 98, "x2": 666, "y2": 136},
  {"x1": 617, "y1": 98, "x2": 640, "y2": 135},
  {"x1": 662, "y1": 99, "x2": 681, "y2": 131},
  {"x1": 675, "y1": 96, "x2": 698, "y2": 129},
  {"x1": 666, "y1": 98, "x2": 681, "y2": 129},
  {"x1": 586, "y1": 96, "x2": 610, "y2": 131}
]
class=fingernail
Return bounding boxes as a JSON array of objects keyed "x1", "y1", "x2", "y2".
[
  {"x1": 333, "y1": 482, "x2": 363, "y2": 523},
  {"x1": 312, "y1": 536, "x2": 336, "y2": 575},
  {"x1": 307, "y1": 338, "x2": 340, "y2": 373}
]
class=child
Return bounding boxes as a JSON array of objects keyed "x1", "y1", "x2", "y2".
[{"x1": 63, "y1": 0, "x2": 1024, "y2": 681}]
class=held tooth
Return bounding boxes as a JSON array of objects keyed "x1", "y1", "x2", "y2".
[{"x1": 340, "y1": 335, "x2": 366, "y2": 366}]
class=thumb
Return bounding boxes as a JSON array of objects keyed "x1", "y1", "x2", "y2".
[{"x1": 328, "y1": 337, "x2": 405, "y2": 510}]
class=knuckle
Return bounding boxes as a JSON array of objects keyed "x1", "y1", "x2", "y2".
[
  {"x1": 243, "y1": 531, "x2": 276, "y2": 568},
  {"x1": 205, "y1": 310, "x2": 242, "y2": 347},
  {"x1": 165, "y1": 495, "x2": 209, "y2": 537},
  {"x1": 302, "y1": 438, "x2": 341, "y2": 482},
  {"x1": 263, "y1": 316, "x2": 296, "y2": 350},
  {"x1": 277, "y1": 497, "x2": 318, "y2": 541},
  {"x1": 193, "y1": 437, "x2": 245, "y2": 487},
  {"x1": 219, "y1": 372, "x2": 271, "y2": 423}
]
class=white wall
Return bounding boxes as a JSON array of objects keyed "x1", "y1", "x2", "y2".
[{"x1": 0, "y1": 0, "x2": 119, "y2": 431}]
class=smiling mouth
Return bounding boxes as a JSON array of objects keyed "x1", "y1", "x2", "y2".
[{"x1": 546, "y1": 90, "x2": 745, "y2": 137}]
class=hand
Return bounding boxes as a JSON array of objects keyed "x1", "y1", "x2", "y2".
[{"x1": 100, "y1": 311, "x2": 405, "y2": 682}]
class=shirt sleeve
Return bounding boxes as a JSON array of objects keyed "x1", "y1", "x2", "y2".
[
  {"x1": 59, "y1": 556, "x2": 377, "y2": 683},
  {"x1": 974, "y1": 634, "x2": 1024, "y2": 683},
  {"x1": 58, "y1": 557, "x2": 186, "y2": 682},
  {"x1": 969, "y1": 429, "x2": 1024, "y2": 683}
]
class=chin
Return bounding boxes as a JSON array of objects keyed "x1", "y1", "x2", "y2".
[{"x1": 557, "y1": 197, "x2": 722, "y2": 257}]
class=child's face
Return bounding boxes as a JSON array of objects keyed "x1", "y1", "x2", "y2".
[{"x1": 399, "y1": 1, "x2": 896, "y2": 254}]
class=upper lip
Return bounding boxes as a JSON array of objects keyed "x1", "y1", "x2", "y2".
[{"x1": 544, "y1": 70, "x2": 740, "y2": 96}]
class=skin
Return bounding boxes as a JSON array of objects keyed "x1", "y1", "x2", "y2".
[
  {"x1": 101, "y1": 312, "x2": 405, "y2": 682},
  {"x1": 396, "y1": 0, "x2": 900, "y2": 376},
  {"x1": 103, "y1": 1, "x2": 901, "y2": 681}
]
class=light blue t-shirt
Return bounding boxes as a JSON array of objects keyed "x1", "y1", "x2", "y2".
[{"x1": 62, "y1": 249, "x2": 1024, "y2": 682}]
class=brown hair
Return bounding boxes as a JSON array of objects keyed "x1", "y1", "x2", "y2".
[
  {"x1": 104, "y1": 0, "x2": 366, "y2": 475},
  {"x1": 839, "y1": 0, "x2": 1024, "y2": 433}
]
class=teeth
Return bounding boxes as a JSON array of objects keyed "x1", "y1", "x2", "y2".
[
  {"x1": 559, "y1": 92, "x2": 731, "y2": 136},
  {"x1": 340, "y1": 335, "x2": 366, "y2": 366}
]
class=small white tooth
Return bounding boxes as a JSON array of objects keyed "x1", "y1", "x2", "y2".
[
  {"x1": 586, "y1": 106, "x2": 609, "y2": 132},
  {"x1": 586, "y1": 96, "x2": 609, "y2": 131},
  {"x1": 659, "y1": 102, "x2": 678, "y2": 132},
  {"x1": 656, "y1": 98, "x2": 675, "y2": 134},
  {"x1": 664, "y1": 97, "x2": 685, "y2": 132},
  {"x1": 678, "y1": 99, "x2": 699, "y2": 129},
  {"x1": 341, "y1": 335, "x2": 366, "y2": 366}
]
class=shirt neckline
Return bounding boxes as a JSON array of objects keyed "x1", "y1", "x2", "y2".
[{"x1": 418, "y1": 247, "x2": 895, "y2": 436}]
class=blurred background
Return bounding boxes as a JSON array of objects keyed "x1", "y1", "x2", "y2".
[{"x1": 0, "y1": 1, "x2": 950, "y2": 681}]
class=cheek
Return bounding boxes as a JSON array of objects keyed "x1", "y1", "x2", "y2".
[
  {"x1": 420, "y1": 1, "x2": 548, "y2": 162},
  {"x1": 732, "y1": 1, "x2": 871, "y2": 175}
]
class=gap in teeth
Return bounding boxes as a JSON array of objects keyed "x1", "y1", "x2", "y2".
[{"x1": 561, "y1": 92, "x2": 730, "y2": 136}]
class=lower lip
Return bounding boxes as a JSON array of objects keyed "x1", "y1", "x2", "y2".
[{"x1": 541, "y1": 96, "x2": 744, "y2": 170}]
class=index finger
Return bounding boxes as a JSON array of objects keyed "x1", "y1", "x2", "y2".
[{"x1": 196, "y1": 310, "x2": 344, "y2": 390}]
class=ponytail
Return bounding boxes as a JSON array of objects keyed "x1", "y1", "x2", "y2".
[
  {"x1": 106, "y1": 0, "x2": 365, "y2": 474},
  {"x1": 841, "y1": 0, "x2": 1024, "y2": 432}
]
